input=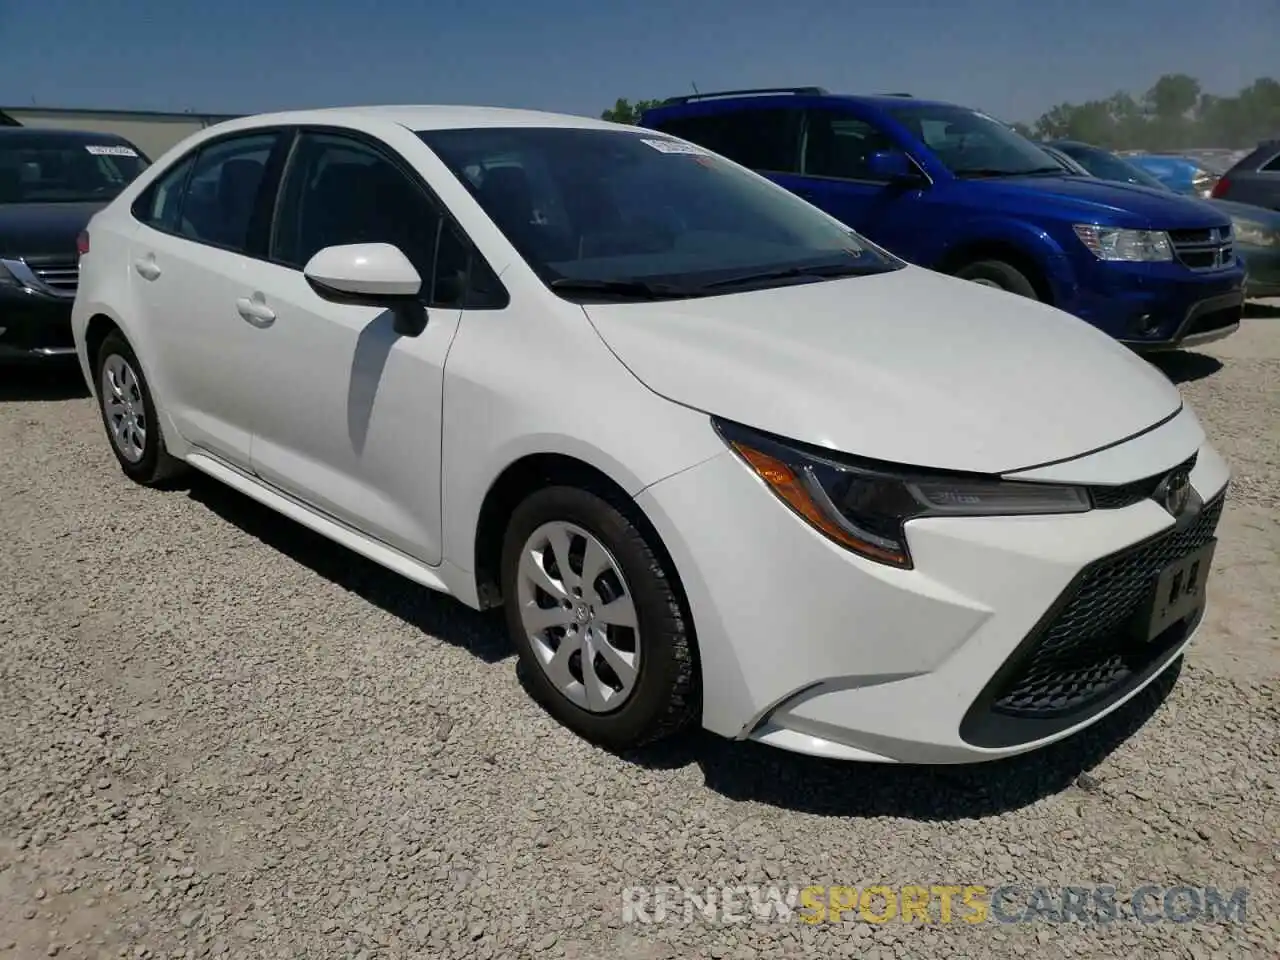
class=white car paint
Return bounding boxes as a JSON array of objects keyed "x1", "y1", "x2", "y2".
[
  {"x1": 71, "y1": 104, "x2": 1230, "y2": 764},
  {"x1": 584, "y1": 267, "x2": 1183, "y2": 474}
]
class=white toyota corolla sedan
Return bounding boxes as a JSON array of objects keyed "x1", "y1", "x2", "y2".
[{"x1": 70, "y1": 105, "x2": 1230, "y2": 764}]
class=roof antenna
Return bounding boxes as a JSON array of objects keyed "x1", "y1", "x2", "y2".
[{"x1": 691, "y1": 81, "x2": 700, "y2": 95}]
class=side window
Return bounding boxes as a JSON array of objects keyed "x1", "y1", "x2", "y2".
[
  {"x1": 802, "y1": 111, "x2": 898, "y2": 181},
  {"x1": 131, "y1": 154, "x2": 195, "y2": 232},
  {"x1": 1261, "y1": 151, "x2": 1280, "y2": 173},
  {"x1": 652, "y1": 108, "x2": 801, "y2": 173},
  {"x1": 176, "y1": 133, "x2": 279, "y2": 254},
  {"x1": 272, "y1": 132, "x2": 503, "y2": 309}
]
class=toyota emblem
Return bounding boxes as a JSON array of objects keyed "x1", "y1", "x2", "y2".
[{"x1": 1157, "y1": 469, "x2": 1192, "y2": 517}]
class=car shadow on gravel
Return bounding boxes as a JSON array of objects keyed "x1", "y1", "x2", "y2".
[
  {"x1": 1147, "y1": 351, "x2": 1223, "y2": 384},
  {"x1": 184, "y1": 474, "x2": 512, "y2": 662},
  {"x1": 626, "y1": 660, "x2": 1182, "y2": 820},
  {"x1": 0, "y1": 362, "x2": 90, "y2": 401},
  {"x1": 1243, "y1": 300, "x2": 1280, "y2": 319}
]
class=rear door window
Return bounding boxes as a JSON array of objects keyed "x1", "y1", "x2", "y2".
[
  {"x1": 650, "y1": 107, "x2": 802, "y2": 173},
  {"x1": 176, "y1": 133, "x2": 281, "y2": 254}
]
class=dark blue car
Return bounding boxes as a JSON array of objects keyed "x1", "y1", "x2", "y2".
[{"x1": 640, "y1": 88, "x2": 1245, "y2": 350}]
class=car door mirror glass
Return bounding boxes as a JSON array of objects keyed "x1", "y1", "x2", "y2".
[
  {"x1": 866, "y1": 149, "x2": 919, "y2": 183},
  {"x1": 303, "y1": 242, "x2": 423, "y2": 304}
]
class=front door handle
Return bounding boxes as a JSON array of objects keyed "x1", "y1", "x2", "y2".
[
  {"x1": 134, "y1": 256, "x2": 161, "y2": 281},
  {"x1": 236, "y1": 294, "x2": 276, "y2": 327}
]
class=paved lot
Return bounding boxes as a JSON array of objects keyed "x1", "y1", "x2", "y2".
[{"x1": 1, "y1": 306, "x2": 1277, "y2": 959}]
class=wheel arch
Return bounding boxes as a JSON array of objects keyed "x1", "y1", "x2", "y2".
[
  {"x1": 933, "y1": 238, "x2": 1058, "y2": 305},
  {"x1": 471, "y1": 451, "x2": 688, "y2": 615}
]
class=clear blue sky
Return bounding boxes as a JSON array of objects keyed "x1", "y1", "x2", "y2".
[{"x1": 1, "y1": 0, "x2": 1275, "y2": 124}]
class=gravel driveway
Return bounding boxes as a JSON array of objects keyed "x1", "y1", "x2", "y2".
[{"x1": 2, "y1": 307, "x2": 1277, "y2": 959}]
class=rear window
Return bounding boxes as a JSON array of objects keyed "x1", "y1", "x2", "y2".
[{"x1": 0, "y1": 136, "x2": 149, "y2": 204}]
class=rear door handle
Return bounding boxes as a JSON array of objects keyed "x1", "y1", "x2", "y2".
[
  {"x1": 236, "y1": 294, "x2": 276, "y2": 326},
  {"x1": 134, "y1": 256, "x2": 161, "y2": 281}
]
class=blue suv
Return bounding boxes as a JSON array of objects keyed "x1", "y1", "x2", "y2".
[{"x1": 640, "y1": 88, "x2": 1245, "y2": 350}]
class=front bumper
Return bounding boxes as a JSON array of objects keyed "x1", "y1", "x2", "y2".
[
  {"x1": 1240, "y1": 244, "x2": 1280, "y2": 300},
  {"x1": 1060, "y1": 258, "x2": 1245, "y2": 350},
  {"x1": 637, "y1": 418, "x2": 1231, "y2": 764},
  {"x1": 0, "y1": 282, "x2": 77, "y2": 362}
]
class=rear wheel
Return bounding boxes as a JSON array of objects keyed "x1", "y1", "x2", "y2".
[
  {"x1": 499, "y1": 485, "x2": 698, "y2": 750},
  {"x1": 94, "y1": 331, "x2": 186, "y2": 486},
  {"x1": 953, "y1": 259, "x2": 1040, "y2": 299}
]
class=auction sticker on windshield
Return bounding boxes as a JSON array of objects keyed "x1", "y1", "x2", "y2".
[
  {"x1": 640, "y1": 138, "x2": 711, "y2": 156},
  {"x1": 85, "y1": 145, "x2": 139, "y2": 157}
]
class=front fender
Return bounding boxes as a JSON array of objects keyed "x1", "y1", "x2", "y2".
[{"x1": 935, "y1": 217, "x2": 1078, "y2": 304}]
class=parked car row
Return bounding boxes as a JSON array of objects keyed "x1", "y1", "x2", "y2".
[
  {"x1": 639, "y1": 87, "x2": 1250, "y2": 351},
  {"x1": 59, "y1": 102, "x2": 1231, "y2": 765},
  {"x1": 1040, "y1": 140, "x2": 1280, "y2": 300},
  {"x1": 1, "y1": 127, "x2": 150, "y2": 362}
]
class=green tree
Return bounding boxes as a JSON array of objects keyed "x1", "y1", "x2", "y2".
[
  {"x1": 600, "y1": 98, "x2": 665, "y2": 124},
  {"x1": 1028, "y1": 73, "x2": 1280, "y2": 150}
]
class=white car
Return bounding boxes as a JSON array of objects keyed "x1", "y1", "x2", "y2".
[{"x1": 70, "y1": 105, "x2": 1230, "y2": 764}]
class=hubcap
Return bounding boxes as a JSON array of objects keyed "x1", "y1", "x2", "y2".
[
  {"x1": 516, "y1": 521, "x2": 640, "y2": 713},
  {"x1": 101, "y1": 354, "x2": 147, "y2": 463}
]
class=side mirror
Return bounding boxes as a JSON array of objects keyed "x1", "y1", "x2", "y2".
[
  {"x1": 303, "y1": 243, "x2": 428, "y2": 337},
  {"x1": 866, "y1": 149, "x2": 922, "y2": 184}
]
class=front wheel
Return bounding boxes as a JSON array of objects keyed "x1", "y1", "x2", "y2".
[
  {"x1": 953, "y1": 259, "x2": 1040, "y2": 299},
  {"x1": 499, "y1": 485, "x2": 698, "y2": 750}
]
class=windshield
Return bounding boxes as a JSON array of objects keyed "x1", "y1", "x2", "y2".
[
  {"x1": 0, "y1": 138, "x2": 149, "y2": 204},
  {"x1": 888, "y1": 105, "x2": 1064, "y2": 178},
  {"x1": 1052, "y1": 143, "x2": 1171, "y2": 191},
  {"x1": 417, "y1": 126, "x2": 902, "y2": 297}
]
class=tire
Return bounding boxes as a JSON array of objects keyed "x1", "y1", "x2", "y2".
[
  {"x1": 953, "y1": 259, "x2": 1040, "y2": 299},
  {"x1": 94, "y1": 330, "x2": 187, "y2": 486},
  {"x1": 499, "y1": 484, "x2": 698, "y2": 750}
]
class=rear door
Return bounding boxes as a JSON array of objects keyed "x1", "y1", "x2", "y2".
[{"x1": 127, "y1": 130, "x2": 289, "y2": 469}]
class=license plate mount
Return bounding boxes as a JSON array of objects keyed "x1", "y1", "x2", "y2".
[{"x1": 1140, "y1": 539, "x2": 1216, "y2": 642}]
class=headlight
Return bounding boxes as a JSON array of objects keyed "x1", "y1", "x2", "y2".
[
  {"x1": 1073, "y1": 224, "x2": 1173, "y2": 262},
  {"x1": 1192, "y1": 171, "x2": 1219, "y2": 198},
  {"x1": 714, "y1": 418, "x2": 1091, "y2": 570},
  {"x1": 1233, "y1": 218, "x2": 1280, "y2": 247}
]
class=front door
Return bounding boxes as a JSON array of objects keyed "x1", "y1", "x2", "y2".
[
  {"x1": 243, "y1": 130, "x2": 471, "y2": 565},
  {"x1": 772, "y1": 108, "x2": 929, "y2": 257}
]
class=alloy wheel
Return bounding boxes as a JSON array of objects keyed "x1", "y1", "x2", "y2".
[
  {"x1": 100, "y1": 354, "x2": 147, "y2": 463},
  {"x1": 516, "y1": 521, "x2": 641, "y2": 713}
]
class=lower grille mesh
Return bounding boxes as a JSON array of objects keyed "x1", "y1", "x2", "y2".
[{"x1": 991, "y1": 490, "x2": 1225, "y2": 718}]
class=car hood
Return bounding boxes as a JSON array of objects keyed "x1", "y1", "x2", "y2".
[
  {"x1": 971, "y1": 175, "x2": 1228, "y2": 229},
  {"x1": 582, "y1": 266, "x2": 1182, "y2": 475},
  {"x1": 1209, "y1": 198, "x2": 1280, "y2": 227},
  {"x1": 0, "y1": 201, "x2": 107, "y2": 259}
]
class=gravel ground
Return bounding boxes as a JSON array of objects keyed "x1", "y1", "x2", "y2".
[{"x1": 1, "y1": 306, "x2": 1277, "y2": 960}]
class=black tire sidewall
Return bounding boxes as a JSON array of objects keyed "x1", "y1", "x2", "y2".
[
  {"x1": 954, "y1": 259, "x2": 1039, "y2": 299},
  {"x1": 499, "y1": 485, "x2": 693, "y2": 749},
  {"x1": 94, "y1": 332, "x2": 165, "y2": 483}
]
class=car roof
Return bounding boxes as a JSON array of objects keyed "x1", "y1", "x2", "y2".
[
  {"x1": 205, "y1": 104, "x2": 631, "y2": 134},
  {"x1": 0, "y1": 126, "x2": 140, "y2": 145},
  {"x1": 642, "y1": 92, "x2": 962, "y2": 117}
]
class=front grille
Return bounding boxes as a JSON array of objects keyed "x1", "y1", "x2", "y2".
[
  {"x1": 1169, "y1": 226, "x2": 1234, "y2": 272},
  {"x1": 988, "y1": 488, "x2": 1225, "y2": 720},
  {"x1": 31, "y1": 261, "x2": 79, "y2": 295},
  {"x1": 1088, "y1": 454, "x2": 1196, "y2": 510}
]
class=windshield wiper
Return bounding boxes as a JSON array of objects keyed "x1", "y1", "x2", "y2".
[
  {"x1": 956, "y1": 166, "x2": 1065, "y2": 179},
  {"x1": 695, "y1": 260, "x2": 885, "y2": 291},
  {"x1": 549, "y1": 278, "x2": 695, "y2": 300}
]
